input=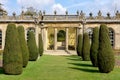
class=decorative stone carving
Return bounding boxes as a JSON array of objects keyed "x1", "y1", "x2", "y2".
[
  {"x1": 96, "y1": 10, "x2": 103, "y2": 19},
  {"x1": 66, "y1": 11, "x2": 68, "y2": 15},
  {"x1": 98, "y1": 10, "x2": 102, "y2": 16},
  {"x1": 54, "y1": 10, "x2": 57, "y2": 15},
  {"x1": 79, "y1": 10, "x2": 85, "y2": 19},
  {"x1": 43, "y1": 10, "x2": 45, "y2": 15},
  {"x1": 39, "y1": 10, "x2": 42, "y2": 16},
  {"x1": 88, "y1": 12, "x2": 94, "y2": 19},
  {"x1": 77, "y1": 10, "x2": 79, "y2": 15},
  {"x1": 106, "y1": 12, "x2": 111, "y2": 19},
  {"x1": 115, "y1": 10, "x2": 120, "y2": 19}
]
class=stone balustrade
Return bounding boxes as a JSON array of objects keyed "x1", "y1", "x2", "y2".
[{"x1": 0, "y1": 10, "x2": 119, "y2": 21}]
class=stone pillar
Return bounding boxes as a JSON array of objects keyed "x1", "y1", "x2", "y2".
[
  {"x1": 65, "y1": 27, "x2": 68, "y2": 51},
  {"x1": 41, "y1": 27, "x2": 48, "y2": 51},
  {"x1": 35, "y1": 25, "x2": 39, "y2": 47},
  {"x1": 54, "y1": 28, "x2": 57, "y2": 50}
]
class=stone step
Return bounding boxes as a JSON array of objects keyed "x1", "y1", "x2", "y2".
[{"x1": 44, "y1": 50, "x2": 77, "y2": 55}]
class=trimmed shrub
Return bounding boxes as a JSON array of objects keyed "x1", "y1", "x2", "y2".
[
  {"x1": 82, "y1": 33, "x2": 90, "y2": 61},
  {"x1": 17, "y1": 26, "x2": 29, "y2": 67},
  {"x1": 3, "y1": 23, "x2": 23, "y2": 75},
  {"x1": 90, "y1": 27, "x2": 99, "y2": 67},
  {"x1": 39, "y1": 33, "x2": 43, "y2": 56},
  {"x1": 27, "y1": 31, "x2": 38, "y2": 61},
  {"x1": 76, "y1": 34, "x2": 82, "y2": 56},
  {"x1": 98, "y1": 24, "x2": 115, "y2": 73}
]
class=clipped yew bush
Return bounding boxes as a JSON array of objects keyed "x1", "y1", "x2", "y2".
[
  {"x1": 98, "y1": 24, "x2": 115, "y2": 73},
  {"x1": 39, "y1": 33, "x2": 43, "y2": 56},
  {"x1": 76, "y1": 34, "x2": 82, "y2": 56},
  {"x1": 90, "y1": 27, "x2": 99, "y2": 67},
  {"x1": 3, "y1": 23, "x2": 23, "y2": 75},
  {"x1": 17, "y1": 26, "x2": 29, "y2": 67},
  {"x1": 82, "y1": 33, "x2": 90, "y2": 61},
  {"x1": 27, "y1": 31, "x2": 38, "y2": 61}
]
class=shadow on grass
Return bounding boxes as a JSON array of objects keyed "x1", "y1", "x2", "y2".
[
  {"x1": 0, "y1": 67, "x2": 4, "y2": 74},
  {"x1": 69, "y1": 67, "x2": 99, "y2": 73},
  {"x1": 66, "y1": 55, "x2": 99, "y2": 73},
  {"x1": 69, "y1": 63, "x2": 93, "y2": 67},
  {"x1": 65, "y1": 55, "x2": 82, "y2": 61}
]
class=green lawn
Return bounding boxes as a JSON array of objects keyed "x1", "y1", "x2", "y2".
[{"x1": 0, "y1": 55, "x2": 120, "y2": 80}]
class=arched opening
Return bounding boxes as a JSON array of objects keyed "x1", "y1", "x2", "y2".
[
  {"x1": 86, "y1": 28, "x2": 93, "y2": 43},
  {"x1": 109, "y1": 28, "x2": 115, "y2": 47},
  {"x1": 0, "y1": 30, "x2": 2, "y2": 49},
  {"x1": 26, "y1": 27, "x2": 35, "y2": 41},
  {"x1": 57, "y1": 30, "x2": 66, "y2": 42},
  {"x1": 57, "y1": 30, "x2": 66, "y2": 50}
]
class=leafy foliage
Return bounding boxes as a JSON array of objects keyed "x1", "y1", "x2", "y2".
[
  {"x1": 98, "y1": 24, "x2": 115, "y2": 73},
  {"x1": 27, "y1": 31, "x2": 38, "y2": 61},
  {"x1": 90, "y1": 27, "x2": 99, "y2": 67},
  {"x1": 17, "y1": 26, "x2": 29, "y2": 67},
  {"x1": 82, "y1": 33, "x2": 90, "y2": 61},
  {"x1": 76, "y1": 34, "x2": 82, "y2": 56},
  {"x1": 3, "y1": 23, "x2": 23, "y2": 75}
]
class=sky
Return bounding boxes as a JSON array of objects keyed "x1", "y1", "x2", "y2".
[{"x1": 0, "y1": 0, "x2": 120, "y2": 16}]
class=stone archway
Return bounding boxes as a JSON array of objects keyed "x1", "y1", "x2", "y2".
[{"x1": 57, "y1": 30, "x2": 66, "y2": 50}]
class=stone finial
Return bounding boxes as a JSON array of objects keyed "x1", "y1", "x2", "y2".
[
  {"x1": 80, "y1": 10, "x2": 85, "y2": 18},
  {"x1": 89, "y1": 12, "x2": 93, "y2": 17},
  {"x1": 39, "y1": 10, "x2": 42, "y2": 15},
  {"x1": 116, "y1": 10, "x2": 119, "y2": 16},
  {"x1": 107, "y1": 12, "x2": 110, "y2": 17},
  {"x1": 98, "y1": 10, "x2": 102, "y2": 16},
  {"x1": 12, "y1": 12, "x2": 16, "y2": 16},
  {"x1": 65, "y1": 10, "x2": 68, "y2": 15},
  {"x1": 77, "y1": 10, "x2": 79, "y2": 15},
  {"x1": 43, "y1": 10, "x2": 45, "y2": 15},
  {"x1": 80, "y1": 10, "x2": 83, "y2": 16},
  {"x1": 54, "y1": 10, "x2": 57, "y2": 15},
  {"x1": 21, "y1": 10, "x2": 24, "y2": 15}
]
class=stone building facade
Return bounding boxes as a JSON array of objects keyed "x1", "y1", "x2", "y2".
[{"x1": 0, "y1": 6, "x2": 120, "y2": 51}]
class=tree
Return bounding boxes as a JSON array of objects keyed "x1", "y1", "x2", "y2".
[
  {"x1": 98, "y1": 24, "x2": 115, "y2": 73},
  {"x1": 17, "y1": 26, "x2": 29, "y2": 67},
  {"x1": 90, "y1": 27, "x2": 99, "y2": 67},
  {"x1": 3, "y1": 23, "x2": 23, "y2": 75},
  {"x1": 82, "y1": 33, "x2": 90, "y2": 61},
  {"x1": 76, "y1": 34, "x2": 82, "y2": 56},
  {"x1": 27, "y1": 31, "x2": 38, "y2": 61},
  {"x1": 39, "y1": 33, "x2": 43, "y2": 56}
]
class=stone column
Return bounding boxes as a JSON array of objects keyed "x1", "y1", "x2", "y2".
[
  {"x1": 41, "y1": 27, "x2": 48, "y2": 51},
  {"x1": 65, "y1": 27, "x2": 68, "y2": 51},
  {"x1": 54, "y1": 28, "x2": 57, "y2": 50},
  {"x1": 35, "y1": 25, "x2": 39, "y2": 47}
]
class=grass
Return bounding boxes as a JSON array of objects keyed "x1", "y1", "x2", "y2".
[{"x1": 0, "y1": 55, "x2": 120, "y2": 80}]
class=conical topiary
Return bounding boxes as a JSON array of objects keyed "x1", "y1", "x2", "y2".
[
  {"x1": 90, "y1": 27, "x2": 99, "y2": 67},
  {"x1": 82, "y1": 33, "x2": 90, "y2": 61},
  {"x1": 98, "y1": 24, "x2": 115, "y2": 73},
  {"x1": 39, "y1": 33, "x2": 44, "y2": 56},
  {"x1": 3, "y1": 23, "x2": 23, "y2": 75},
  {"x1": 17, "y1": 26, "x2": 29, "y2": 67},
  {"x1": 27, "y1": 31, "x2": 38, "y2": 61},
  {"x1": 76, "y1": 34, "x2": 82, "y2": 56}
]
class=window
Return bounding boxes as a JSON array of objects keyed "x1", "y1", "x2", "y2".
[
  {"x1": 86, "y1": 28, "x2": 93, "y2": 39},
  {"x1": 109, "y1": 28, "x2": 114, "y2": 47},
  {"x1": 27, "y1": 28, "x2": 35, "y2": 41}
]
